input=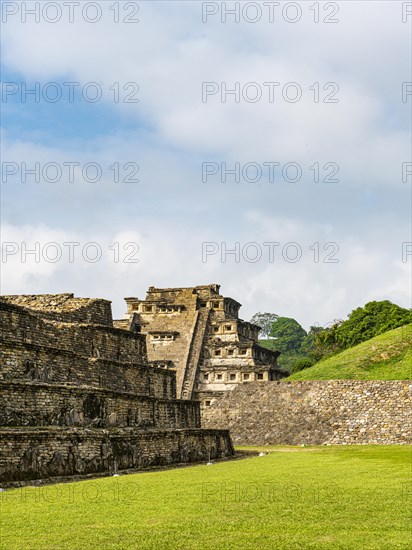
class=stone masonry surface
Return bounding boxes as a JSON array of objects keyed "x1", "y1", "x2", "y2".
[
  {"x1": 0, "y1": 428, "x2": 231, "y2": 484},
  {"x1": 201, "y1": 380, "x2": 412, "y2": 445}
]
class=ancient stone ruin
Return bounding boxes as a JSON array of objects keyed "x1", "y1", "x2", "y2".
[
  {"x1": 123, "y1": 284, "x2": 285, "y2": 408},
  {"x1": 0, "y1": 293, "x2": 233, "y2": 486}
]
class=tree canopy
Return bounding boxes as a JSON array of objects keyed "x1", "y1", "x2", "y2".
[
  {"x1": 269, "y1": 316, "x2": 307, "y2": 355},
  {"x1": 253, "y1": 300, "x2": 411, "y2": 376},
  {"x1": 250, "y1": 312, "x2": 279, "y2": 339},
  {"x1": 326, "y1": 300, "x2": 412, "y2": 350}
]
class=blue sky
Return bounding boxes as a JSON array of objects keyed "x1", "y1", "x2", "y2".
[
  {"x1": 1, "y1": 1, "x2": 411, "y2": 327},
  {"x1": 2, "y1": 77, "x2": 140, "y2": 143}
]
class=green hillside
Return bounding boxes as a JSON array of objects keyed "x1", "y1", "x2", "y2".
[{"x1": 286, "y1": 324, "x2": 412, "y2": 380}]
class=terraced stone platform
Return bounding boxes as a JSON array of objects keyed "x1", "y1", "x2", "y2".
[{"x1": 0, "y1": 295, "x2": 234, "y2": 485}]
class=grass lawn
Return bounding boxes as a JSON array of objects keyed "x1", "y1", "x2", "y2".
[{"x1": 1, "y1": 446, "x2": 411, "y2": 549}]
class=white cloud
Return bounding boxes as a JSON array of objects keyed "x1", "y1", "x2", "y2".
[
  {"x1": 2, "y1": 1, "x2": 409, "y2": 183},
  {"x1": 2, "y1": 214, "x2": 410, "y2": 329},
  {"x1": 1, "y1": 1, "x2": 410, "y2": 328}
]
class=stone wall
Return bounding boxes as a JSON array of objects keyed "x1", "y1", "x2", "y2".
[
  {"x1": 201, "y1": 380, "x2": 412, "y2": 445},
  {"x1": 0, "y1": 301, "x2": 147, "y2": 363},
  {"x1": 0, "y1": 340, "x2": 175, "y2": 399},
  {"x1": 0, "y1": 427, "x2": 233, "y2": 485},
  {"x1": 0, "y1": 382, "x2": 200, "y2": 429},
  {"x1": 1, "y1": 294, "x2": 113, "y2": 325}
]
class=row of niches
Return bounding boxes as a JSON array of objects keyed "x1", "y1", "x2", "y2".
[
  {"x1": 210, "y1": 347, "x2": 277, "y2": 362},
  {"x1": 211, "y1": 323, "x2": 235, "y2": 334},
  {"x1": 209, "y1": 347, "x2": 250, "y2": 358},
  {"x1": 140, "y1": 304, "x2": 184, "y2": 314},
  {"x1": 149, "y1": 332, "x2": 178, "y2": 342},
  {"x1": 202, "y1": 371, "x2": 267, "y2": 383},
  {"x1": 211, "y1": 322, "x2": 259, "y2": 340},
  {"x1": 198, "y1": 299, "x2": 240, "y2": 317},
  {"x1": 198, "y1": 299, "x2": 223, "y2": 309}
]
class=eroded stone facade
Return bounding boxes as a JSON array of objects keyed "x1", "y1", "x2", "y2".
[
  {"x1": 123, "y1": 285, "x2": 285, "y2": 405},
  {"x1": 0, "y1": 294, "x2": 233, "y2": 486}
]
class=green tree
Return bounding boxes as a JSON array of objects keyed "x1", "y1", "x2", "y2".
[
  {"x1": 301, "y1": 325, "x2": 324, "y2": 358},
  {"x1": 334, "y1": 301, "x2": 412, "y2": 349},
  {"x1": 250, "y1": 312, "x2": 279, "y2": 339},
  {"x1": 314, "y1": 321, "x2": 342, "y2": 357},
  {"x1": 269, "y1": 317, "x2": 307, "y2": 355},
  {"x1": 314, "y1": 301, "x2": 411, "y2": 357}
]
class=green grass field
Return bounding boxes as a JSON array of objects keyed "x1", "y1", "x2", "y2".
[
  {"x1": 287, "y1": 324, "x2": 412, "y2": 380},
  {"x1": 1, "y1": 446, "x2": 411, "y2": 549}
]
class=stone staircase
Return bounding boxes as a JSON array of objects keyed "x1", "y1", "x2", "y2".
[{"x1": 180, "y1": 309, "x2": 210, "y2": 400}]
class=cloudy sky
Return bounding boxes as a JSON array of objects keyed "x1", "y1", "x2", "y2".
[{"x1": 1, "y1": 1, "x2": 411, "y2": 328}]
